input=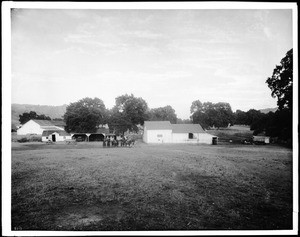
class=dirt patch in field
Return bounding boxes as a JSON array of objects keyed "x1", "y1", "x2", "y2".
[{"x1": 55, "y1": 205, "x2": 125, "y2": 230}]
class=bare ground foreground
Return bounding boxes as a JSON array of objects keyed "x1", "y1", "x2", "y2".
[{"x1": 11, "y1": 141, "x2": 293, "y2": 231}]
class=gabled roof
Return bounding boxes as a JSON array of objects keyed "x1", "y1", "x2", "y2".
[
  {"x1": 52, "y1": 120, "x2": 66, "y2": 126},
  {"x1": 41, "y1": 126, "x2": 64, "y2": 130},
  {"x1": 171, "y1": 124, "x2": 205, "y2": 133},
  {"x1": 31, "y1": 119, "x2": 66, "y2": 127},
  {"x1": 144, "y1": 121, "x2": 172, "y2": 130},
  {"x1": 42, "y1": 130, "x2": 70, "y2": 136},
  {"x1": 144, "y1": 121, "x2": 206, "y2": 133},
  {"x1": 32, "y1": 119, "x2": 55, "y2": 126}
]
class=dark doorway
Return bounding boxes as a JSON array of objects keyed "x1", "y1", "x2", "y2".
[
  {"x1": 89, "y1": 134, "x2": 105, "y2": 142},
  {"x1": 52, "y1": 134, "x2": 56, "y2": 142},
  {"x1": 72, "y1": 134, "x2": 88, "y2": 142}
]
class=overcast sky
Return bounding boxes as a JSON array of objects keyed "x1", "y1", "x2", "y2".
[{"x1": 11, "y1": 8, "x2": 293, "y2": 119}]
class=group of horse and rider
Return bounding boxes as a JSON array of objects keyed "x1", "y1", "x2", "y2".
[{"x1": 103, "y1": 134, "x2": 135, "y2": 147}]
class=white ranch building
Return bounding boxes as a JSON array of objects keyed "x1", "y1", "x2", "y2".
[
  {"x1": 17, "y1": 119, "x2": 65, "y2": 135},
  {"x1": 143, "y1": 121, "x2": 216, "y2": 144}
]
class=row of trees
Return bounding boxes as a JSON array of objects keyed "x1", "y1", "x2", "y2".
[
  {"x1": 62, "y1": 95, "x2": 281, "y2": 136},
  {"x1": 19, "y1": 49, "x2": 293, "y2": 142},
  {"x1": 190, "y1": 101, "x2": 234, "y2": 129},
  {"x1": 62, "y1": 47, "x2": 294, "y2": 142},
  {"x1": 18, "y1": 95, "x2": 179, "y2": 133},
  {"x1": 250, "y1": 109, "x2": 292, "y2": 139},
  {"x1": 63, "y1": 94, "x2": 179, "y2": 134},
  {"x1": 19, "y1": 111, "x2": 52, "y2": 124},
  {"x1": 191, "y1": 48, "x2": 293, "y2": 142},
  {"x1": 19, "y1": 97, "x2": 291, "y2": 142},
  {"x1": 19, "y1": 111, "x2": 64, "y2": 125}
]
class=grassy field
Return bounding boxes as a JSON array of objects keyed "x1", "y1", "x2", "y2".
[{"x1": 11, "y1": 140, "x2": 293, "y2": 231}]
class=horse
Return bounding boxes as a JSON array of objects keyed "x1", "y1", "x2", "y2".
[
  {"x1": 112, "y1": 139, "x2": 118, "y2": 147},
  {"x1": 125, "y1": 139, "x2": 135, "y2": 147}
]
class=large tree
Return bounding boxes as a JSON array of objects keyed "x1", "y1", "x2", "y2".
[
  {"x1": 190, "y1": 100, "x2": 204, "y2": 114},
  {"x1": 64, "y1": 97, "x2": 107, "y2": 133},
  {"x1": 265, "y1": 49, "x2": 293, "y2": 142},
  {"x1": 190, "y1": 101, "x2": 234, "y2": 129},
  {"x1": 148, "y1": 105, "x2": 177, "y2": 124},
  {"x1": 108, "y1": 94, "x2": 149, "y2": 134},
  {"x1": 248, "y1": 49, "x2": 293, "y2": 142},
  {"x1": 191, "y1": 110, "x2": 210, "y2": 129},
  {"x1": 19, "y1": 111, "x2": 51, "y2": 124},
  {"x1": 108, "y1": 108, "x2": 134, "y2": 134},
  {"x1": 266, "y1": 49, "x2": 293, "y2": 112}
]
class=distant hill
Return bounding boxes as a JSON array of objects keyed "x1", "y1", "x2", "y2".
[
  {"x1": 12, "y1": 104, "x2": 67, "y2": 126},
  {"x1": 259, "y1": 108, "x2": 277, "y2": 114}
]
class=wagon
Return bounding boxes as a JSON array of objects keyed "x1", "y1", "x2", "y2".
[
  {"x1": 103, "y1": 134, "x2": 135, "y2": 148},
  {"x1": 103, "y1": 134, "x2": 117, "y2": 147},
  {"x1": 253, "y1": 136, "x2": 270, "y2": 145}
]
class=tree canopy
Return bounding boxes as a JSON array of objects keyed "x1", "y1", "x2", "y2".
[
  {"x1": 190, "y1": 100, "x2": 234, "y2": 129},
  {"x1": 234, "y1": 110, "x2": 249, "y2": 125},
  {"x1": 108, "y1": 94, "x2": 149, "y2": 134},
  {"x1": 266, "y1": 48, "x2": 293, "y2": 112},
  {"x1": 249, "y1": 109, "x2": 292, "y2": 139},
  {"x1": 148, "y1": 105, "x2": 177, "y2": 124},
  {"x1": 19, "y1": 111, "x2": 51, "y2": 124},
  {"x1": 176, "y1": 118, "x2": 192, "y2": 124},
  {"x1": 64, "y1": 97, "x2": 107, "y2": 133}
]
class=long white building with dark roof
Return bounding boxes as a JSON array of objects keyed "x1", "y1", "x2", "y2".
[
  {"x1": 17, "y1": 119, "x2": 65, "y2": 135},
  {"x1": 143, "y1": 121, "x2": 216, "y2": 144}
]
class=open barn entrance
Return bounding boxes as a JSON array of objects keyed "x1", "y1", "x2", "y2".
[
  {"x1": 72, "y1": 134, "x2": 88, "y2": 142},
  {"x1": 89, "y1": 133, "x2": 105, "y2": 142}
]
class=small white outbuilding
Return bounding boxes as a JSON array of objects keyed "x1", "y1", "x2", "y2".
[
  {"x1": 42, "y1": 130, "x2": 72, "y2": 142},
  {"x1": 143, "y1": 121, "x2": 216, "y2": 144}
]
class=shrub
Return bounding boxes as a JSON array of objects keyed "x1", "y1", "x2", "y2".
[
  {"x1": 12, "y1": 137, "x2": 19, "y2": 142},
  {"x1": 28, "y1": 135, "x2": 42, "y2": 142},
  {"x1": 14, "y1": 135, "x2": 42, "y2": 143},
  {"x1": 18, "y1": 137, "x2": 29, "y2": 143}
]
